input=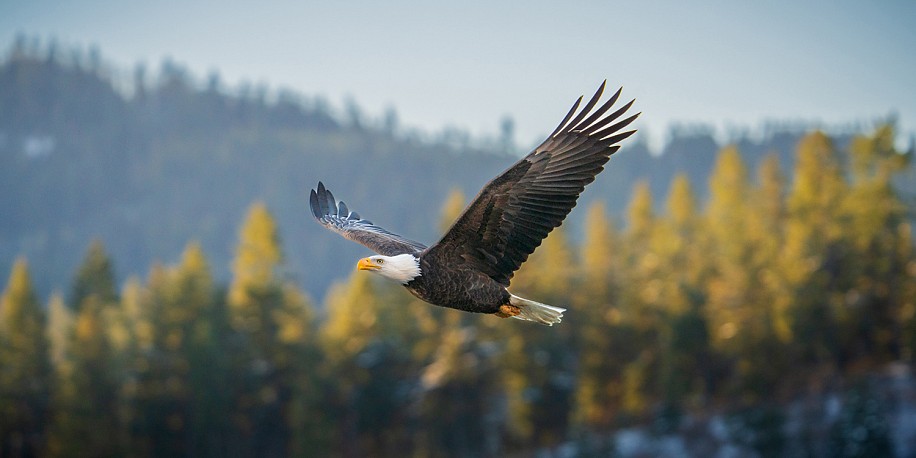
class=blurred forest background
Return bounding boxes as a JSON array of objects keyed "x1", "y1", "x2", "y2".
[{"x1": 2, "y1": 37, "x2": 916, "y2": 456}]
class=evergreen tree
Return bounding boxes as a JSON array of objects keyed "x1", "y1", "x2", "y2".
[
  {"x1": 226, "y1": 203, "x2": 314, "y2": 457},
  {"x1": 45, "y1": 292, "x2": 72, "y2": 370},
  {"x1": 574, "y1": 202, "x2": 644, "y2": 428},
  {"x1": 705, "y1": 145, "x2": 751, "y2": 349},
  {"x1": 69, "y1": 240, "x2": 118, "y2": 310},
  {"x1": 47, "y1": 287, "x2": 122, "y2": 456},
  {"x1": 658, "y1": 174, "x2": 705, "y2": 315},
  {"x1": 734, "y1": 153, "x2": 792, "y2": 398},
  {"x1": 47, "y1": 240, "x2": 125, "y2": 456},
  {"x1": 617, "y1": 181, "x2": 660, "y2": 414},
  {"x1": 320, "y1": 272, "x2": 416, "y2": 456},
  {"x1": 580, "y1": 201, "x2": 617, "y2": 299},
  {"x1": 0, "y1": 258, "x2": 52, "y2": 457},
  {"x1": 655, "y1": 174, "x2": 711, "y2": 405},
  {"x1": 838, "y1": 125, "x2": 910, "y2": 364},
  {"x1": 416, "y1": 326, "x2": 502, "y2": 456},
  {"x1": 626, "y1": 180, "x2": 655, "y2": 243},
  {"x1": 782, "y1": 132, "x2": 846, "y2": 367},
  {"x1": 128, "y1": 243, "x2": 233, "y2": 457},
  {"x1": 623, "y1": 180, "x2": 658, "y2": 312},
  {"x1": 229, "y1": 202, "x2": 283, "y2": 312},
  {"x1": 501, "y1": 227, "x2": 576, "y2": 447},
  {"x1": 747, "y1": 154, "x2": 789, "y2": 342},
  {"x1": 704, "y1": 146, "x2": 788, "y2": 398}
]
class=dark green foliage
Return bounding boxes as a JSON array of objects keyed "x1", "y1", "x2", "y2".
[
  {"x1": 69, "y1": 240, "x2": 118, "y2": 310},
  {"x1": 47, "y1": 297, "x2": 123, "y2": 456},
  {"x1": 726, "y1": 405, "x2": 786, "y2": 457},
  {"x1": 828, "y1": 381, "x2": 894, "y2": 458},
  {"x1": 0, "y1": 259, "x2": 51, "y2": 457},
  {"x1": 661, "y1": 308, "x2": 711, "y2": 403}
]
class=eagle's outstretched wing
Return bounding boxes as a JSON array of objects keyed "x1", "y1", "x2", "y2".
[
  {"x1": 309, "y1": 182, "x2": 428, "y2": 256},
  {"x1": 428, "y1": 81, "x2": 638, "y2": 285}
]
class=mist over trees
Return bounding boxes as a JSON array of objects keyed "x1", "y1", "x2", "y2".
[{"x1": 2, "y1": 38, "x2": 916, "y2": 456}]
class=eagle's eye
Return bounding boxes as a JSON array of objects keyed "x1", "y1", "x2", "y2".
[{"x1": 376, "y1": 259, "x2": 384, "y2": 264}]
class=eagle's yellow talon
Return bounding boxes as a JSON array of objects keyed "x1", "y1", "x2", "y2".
[{"x1": 496, "y1": 304, "x2": 521, "y2": 318}]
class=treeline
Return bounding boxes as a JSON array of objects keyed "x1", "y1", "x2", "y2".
[
  {"x1": 0, "y1": 37, "x2": 521, "y2": 300},
  {"x1": 2, "y1": 126, "x2": 914, "y2": 456},
  {"x1": 10, "y1": 37, "x2": 909, "y2": 305}
]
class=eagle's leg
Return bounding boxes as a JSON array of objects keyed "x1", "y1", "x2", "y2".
[{"x1": 496, "y1": 303, "x2": 521, "y2": 318}]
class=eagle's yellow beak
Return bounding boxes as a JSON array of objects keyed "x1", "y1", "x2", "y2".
[{"x1": 357, "y1": 257, "x2": 380, "y2": 271}]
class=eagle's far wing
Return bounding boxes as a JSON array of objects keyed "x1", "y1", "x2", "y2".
[
  {"x1": 309, "y1": 182, "x2": 428, "y2": 256},
  {"x1": 428, "y1": 81, "x2": 639, "y2": 285}
]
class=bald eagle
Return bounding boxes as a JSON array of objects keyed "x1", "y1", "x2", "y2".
[{"x1": 310, "y1": 81, "x2": 638, "y2": 325}]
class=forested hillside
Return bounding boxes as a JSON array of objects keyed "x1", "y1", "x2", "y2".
[
  {"x1": 0, "y1": 43, "x2": 516, "y2": 299},
  {"x1": 3, "y1": 120, "x2": 915, "y2": 456}
]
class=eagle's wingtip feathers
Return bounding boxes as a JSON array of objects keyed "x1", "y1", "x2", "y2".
[{"x1": 308, "y1": 188, "x2": 322, "y2": 219}]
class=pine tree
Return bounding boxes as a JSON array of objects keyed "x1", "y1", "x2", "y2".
[
  {"x1": 48, "y1": 289, "x2": 122, "y2": 456},
  {"x1": 620, "y1": 181, "x2": 661, "y2": 330},
  {"x1": 69, "y1": 240, "x2": 118, "y2": 310},
  {"x1": 320, "y1": 272, "x2": 416, "y2": 456},
  {"x1": 622, "y1": 180, "x2": 659, "y2": 326},
  {"x1": 657, "y1": 174, "x2": 705, "y2": 314},
  {"x1": 752, "y1": 154, "x2": 794, "y2": 348},
  {"x1": 705, "y1": 145, "x2": 752, "y2": 348},
  {"x1": 229, "y1": 202, "x2": 283, "y2": 312},
  {"x1": 626, "y1": 180, "x2": 655, "y2": 243},
  {"x1": 655, "y1": 174, "x2": 711, "y2": 405},
  {"x1": 751, "y1": 154, "x2": 786, "y2": 238},
  {"x1": 574, "y1": 201, "x2": 645, "y2": 428},
  {"x1": 0, "y1": 258, "x2": 51, "y2": 456},
  {"x1": 416, "y1": 326, "x2": 502, "y2": 456},
  {"x1": 838, "y1": 125, "x2": 910, "y2": 364},
  {"x1": 46, "y1": 292, "x2": 72, "y2": 370},
  {"x1": 707, "y1": 145, "x2": 749, "y2": 239},
  {"x1": 734, "y1": 153, "x2": 792, "y2": 397},
  {"x1": 225, "y1": 203, "x2": 315, "y2": 457},
  {"x1": 580, "y1": 201, "x2": 617, "y2": 298},
  {"x1": 126, "y1": 243, "x2": 233, "y2": 457},
  {"x1": 617, "y1": 181, "x2": 660, "y2": 414},
  {"x1": 47, "y1": 240, "x2": 125, "y2": 456},
  {"x1": 782, "y1": 131, "x2": 846, "y2": 367}
]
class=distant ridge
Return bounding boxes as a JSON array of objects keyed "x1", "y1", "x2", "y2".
[{"x1": 1, "y1": 43, "x2": 909, "y2": 300}]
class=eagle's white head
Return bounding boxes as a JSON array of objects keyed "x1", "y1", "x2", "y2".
[{"x1": 357, "y1": 254, "x2": 422, "y2": 284}]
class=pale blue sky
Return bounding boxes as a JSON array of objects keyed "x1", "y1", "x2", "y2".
[{"x1": 2, "y1": 1, "x2": 915, "y2": 150}]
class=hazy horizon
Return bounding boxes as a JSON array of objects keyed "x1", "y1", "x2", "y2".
[{"x1": 2, "y1": 1, "x2": 915, "y2": 151}]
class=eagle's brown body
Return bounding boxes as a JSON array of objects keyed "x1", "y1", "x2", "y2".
[{"x1": 406, "y1": 256, "x2": 511, "y2": 314}]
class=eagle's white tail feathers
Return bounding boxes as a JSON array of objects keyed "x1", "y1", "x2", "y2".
[{"x1": 509, "y1": 294, "x2": 566, "y2": 326}]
